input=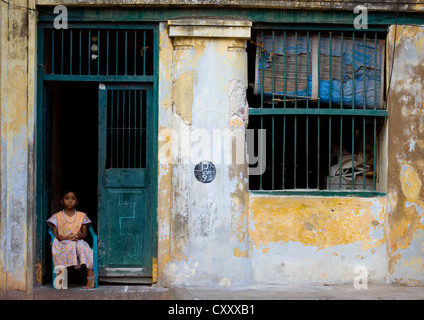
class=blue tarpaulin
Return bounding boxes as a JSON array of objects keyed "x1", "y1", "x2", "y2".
[{"x1": 255, "y1": 33, "x2": 384, "y2": 109}]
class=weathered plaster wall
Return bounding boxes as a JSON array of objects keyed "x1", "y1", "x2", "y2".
[
  {"x1": 160, "y1": 19, "x2": 254, "y2": 287},
  {"x1": 157, "y1": 22, "x2": 174, "y2": 284},
  {"x1": 0, "y1": 0, "x2": 36, "y2": 296},
  {"x1": 249, "y1": 196, "x2": 387, "y2": 283},
  {"x1": 387, "y1": 25, "x2": 424, "y2": 285}
]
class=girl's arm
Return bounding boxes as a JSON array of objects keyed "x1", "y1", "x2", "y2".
[{"x1": 77, "y1": 224, "x2": 88, "y2": 240}]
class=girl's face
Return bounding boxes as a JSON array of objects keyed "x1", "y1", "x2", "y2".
[{"x1": 61, "y1": 192, "x2": 78, "y2": 210}]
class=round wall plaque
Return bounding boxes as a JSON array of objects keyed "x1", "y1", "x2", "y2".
[{"x1": 194, "y1": 161, "x2": 216, "y2": 183}]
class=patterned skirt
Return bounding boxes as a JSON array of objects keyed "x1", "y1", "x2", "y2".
[{"x1": 51, "y1": 239, "x2": 93, "y2": 270}]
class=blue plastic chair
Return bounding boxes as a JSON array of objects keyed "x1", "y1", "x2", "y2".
[{"x1": 48, "y1": 224, "x2": 98, "y2": 288}]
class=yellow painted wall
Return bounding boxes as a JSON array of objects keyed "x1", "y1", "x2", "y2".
[{"x1": 249, "y1": 195, "x2": 387, "y2": 283}]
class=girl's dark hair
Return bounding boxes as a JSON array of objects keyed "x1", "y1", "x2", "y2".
[{"x1": 60, "y1": 188, "x2": 79, "y2": 200}]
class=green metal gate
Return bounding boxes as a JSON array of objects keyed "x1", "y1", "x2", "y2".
[{"x1": 98, "y1": 84, "x2": 155, "y2": 282}]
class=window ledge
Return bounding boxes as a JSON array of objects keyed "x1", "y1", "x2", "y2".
[{"x1": 249, "y1": 189, "x2": 386, "y2": 197}]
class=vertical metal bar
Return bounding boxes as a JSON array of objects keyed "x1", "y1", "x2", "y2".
[
  {"x1": 363, "y1": 33, "x2": 367, "y2": 110},
  {"x1": 122, "y1": 90, "x2": 126, "y2": 168},
  {"x1": 339, "y1": 32, "x2": 344, "y2": 189},
  {"x1": 125, "y1": 30, "x2": 128, "y2": 76},
  {"x1": 373, "y1": 33, "x2": 378, "y2": 190},
  {"x1": 79, "y1": 30, "x2": 82, "y2": 75},
  {"x1": 282, "y1": 116, "x2": 286, "y2": 189},
  {"x1": 306, "y1": 31, "x2": 310, "y2": 109},
  {"x1": 70, "y1": 29, "x2": 73, "y2": 75},
  {"x1": 115, "y1": 90, "x2": 120, "y2": 167},
  {"x1": 352, "y1": 116, "x2": 355, "y2": 189},
  {"x1": 272, "y1": 30, "x2": 275, "y2": 109},
  {"x1": 106, "y1": 30, "x2": 109, "y2": 76},
  {"x1": 363, "y1": 33, "x2": 367, "y2": 189},
  {"x1": 306, "y1": 115, "x2": 309, "y2": 188},
  {"x1": 134, "y1": 30, "x2": 137, "y2": 75},
  {"x1": 306, "y1": 31, "x2": 310, "y2": 188},
  {"x1": 61, "y1": 29, "x2": 64, "y2": 74},
  {"x1": 259, "y1": 31, "x2": 264, "y2": 189},
  {"x1": 97, "y1": 30, "x2": 100, "y2": 75},
  {"x1": 363, "y1": 116, "x2": 366, "y2": 189},
  {"x1": 294, "y1": 31, "x2": 298, "y2": 188},
  {"x1": 272, "y1": 116, "x2": 275, "y2": 189},
  {"x1": 51, "y1": 30, "x2": 55, "y2": 74},
  {"x1": 317, "y1": 31, "x2": 321, "y2": 109},
  {"x1": 260, "y1": 116, "x2": 263, "y2": 190},
  {"x1": 328, "y1": 32, "x2": 333, "y2": 190},
  {"x1": 339, "y1": 116, "x2": 343, "y2": 189},
  {"x1": 294, "y1": 115, "x2": 297, "y2": 189},
  {"x1": 260, "y1": 31, "x2": 264, "y2": 109},
  {"x1": 374, "y1": 33, "x2": 378, "y2": 110},
  {"x1": 143, "y1": 31, "x2": 147, "y2": 76},
  {"x1": 139, "y1": 90, "x2": 147, "y2": 168},
  {"x1": 272, "y1": 31, "x2": 275, "y2": 189},
  {"x1": 317, "y1": 115, "x2": 320, "y2": 188},
  {"x1": 110, "y1": 90, "x2": 114, "y2": 168},
  {"x1": 352, "y1": 32, "x2": 355, "y2": 109},
  {"x1": 373, "y1": 117, "x2": 376, "y2": 190},
  {"x1": 317, "y1": 32, "x2": 321, "y2": 187},
  {"x1": 133, "y1": 90, "x2": 137, "y2": 167},
  {"x1": 329, "y1": 32, "x2": 332, "y2": 108},
  {"x1": 284, "y1": 31, "x2": 287, "y2": 108},
  {"x1": 328, "y1": 116, "x2": 332, "y2": 190},
  {"x1": 88, "y1": 30, "x2": 91, "y2": 76},
  {"x1": 340, "y1": 32, "x2": 344, "y2": 109},
  {"x1": 116, "y1": 30, "x2": 119, "y2": 75},
  {"x1": 352, "y1": 32, "x2": 356, "y2": 189},
  {"x1": 128, "y1": 90, "x2": 131, "y2": 168},
  {"x1": 295, "y1": 31, "x2": 298, "y2": 107}
]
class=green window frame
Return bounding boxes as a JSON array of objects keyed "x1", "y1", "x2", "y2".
[{"x1": 248, "y1": 27, "x2": 388, "y2": 197}]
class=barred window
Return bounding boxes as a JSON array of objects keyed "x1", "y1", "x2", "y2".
[{"x1": 247, "y1": 28, "x2": 387, "y2": 194}]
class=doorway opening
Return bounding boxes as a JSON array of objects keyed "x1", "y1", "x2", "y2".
[{"x1": 44, "y1": 81, "x2": 99, "y2": 284}]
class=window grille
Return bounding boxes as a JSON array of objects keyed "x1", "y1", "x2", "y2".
[
  {"x1": 42, "y1": 27, "x2": 154, "y2": 77},
  {"x1": 248, "y1": 29, "x2": 387, "y2": 194},
  {"x1": 105, "y1": 89, "x2": 147, "y2": 169}
]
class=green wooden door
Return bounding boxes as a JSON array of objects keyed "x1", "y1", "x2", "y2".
[{"x1": 98, "y1": 83, "x2": 154, "y2": 283}]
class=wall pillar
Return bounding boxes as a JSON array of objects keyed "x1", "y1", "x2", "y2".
[
  {"x1": 386, "y1": 25, "x2": 424, "y2": 284},
  {"x1": 162, "y1": 18, "x2": 253, "y2": 286},
  {"x1": 0, "y1": 0, "x2": 36, "y2": 297}
]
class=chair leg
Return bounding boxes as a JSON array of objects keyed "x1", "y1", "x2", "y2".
[{"x1": 52, "y1": 262, "x2": 56, "y2": 289}]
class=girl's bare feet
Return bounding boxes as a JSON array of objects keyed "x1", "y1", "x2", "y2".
[{"x1": 84, "y1": 268, "x2": 95, "y2": 289}]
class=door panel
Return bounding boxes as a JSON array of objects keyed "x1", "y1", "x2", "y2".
[{"x1": 98, "y1": 83, "x2": 153, "y2": 282}]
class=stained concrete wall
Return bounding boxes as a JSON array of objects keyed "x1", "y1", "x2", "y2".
[
  {"x1": 386, "y1": 25, "x2": 424, "y2": 285},
  {"x1": 159, "y1": 19, "x2": 253, "y2": 287},
  {"x1": 249, "y1": 196, "x2": 387, "y2": 284},
  {"x1": 0, "y1": 0, "x2": 36, "y2": 296}
]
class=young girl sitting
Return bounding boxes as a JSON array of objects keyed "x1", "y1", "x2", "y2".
[{"x1": 47, "y1": 189, "x2": 95, "y2": 289}]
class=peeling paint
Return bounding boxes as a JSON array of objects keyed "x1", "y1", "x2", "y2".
[
  {"x1": 249, "y1": 196, "x2": 386, "y2": 251},
  {"x1": 387, "y1": 25, "x2": 424, "y2": 284}
]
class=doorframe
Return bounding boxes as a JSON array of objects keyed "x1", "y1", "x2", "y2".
[{"x1": 35, "y1": 21, "x2": 159, "y2": 284}]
